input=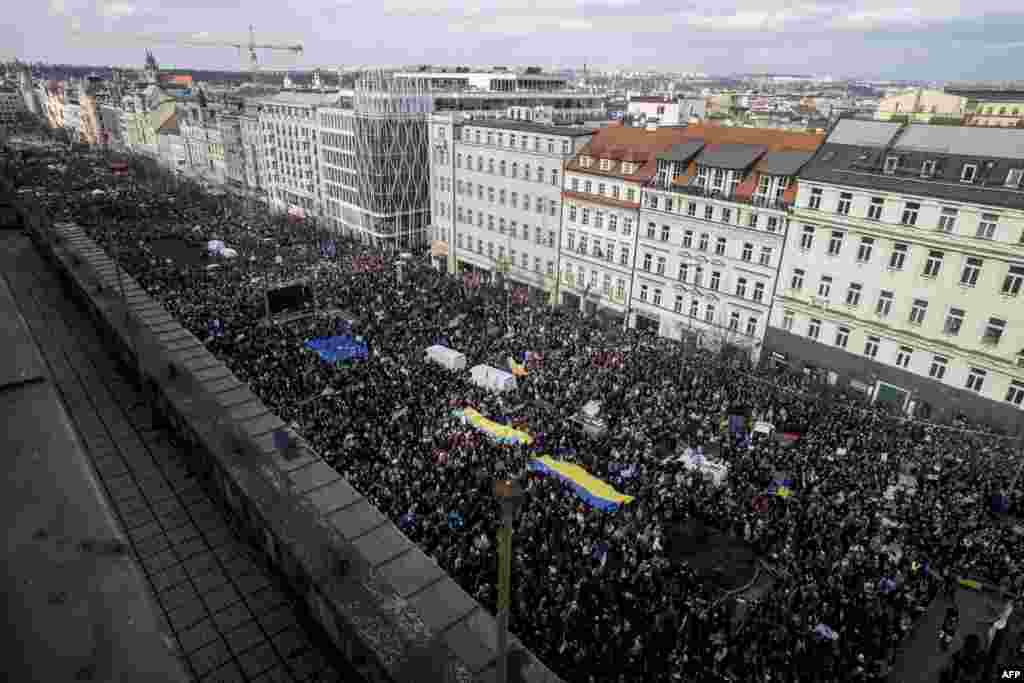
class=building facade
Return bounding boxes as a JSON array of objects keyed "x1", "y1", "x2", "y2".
[
  {"x1": 428, "y1": 116, "x2": 593, "y2": 301},
  {"x1": 946, "y1": 87, "x2": 1024, "y2": 128},
  {"x1": 632, "y1": 128, "x2": 823, "y2": 360},
  {"x1": 0, "y1": 85, "x2": 25, "y2": 126},
  {"x1": 178, "y1": 101, "x2": 227, "y2": 185},
  {"x1": 769, "y1": 120, "x2": 1024, "y2": 429},
  {"x1": 875, "y1": 89, "x2": 966, "y2": 123}
]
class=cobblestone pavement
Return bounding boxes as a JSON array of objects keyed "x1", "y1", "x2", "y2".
[{"x1": 2, "y1": 231, "x2": 361, "y2": 683}]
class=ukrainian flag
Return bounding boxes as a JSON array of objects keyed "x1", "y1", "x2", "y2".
[
  {"x1": 528, "y1": 456, "x2": 635, "y2": 512},
  {"x1": 454, "y1": 408, "x2": 533, "y2": 446},
  {"x1": 768, "y1": 478, "x2": 795, "y2": 498},
  {"x1": 508, "y1": 356, "x2": 528, "y2": 377}
]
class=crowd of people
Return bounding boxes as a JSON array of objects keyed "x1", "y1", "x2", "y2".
[{"x1": 6, "y1": 137, "x2": 1023, "y2": 682}]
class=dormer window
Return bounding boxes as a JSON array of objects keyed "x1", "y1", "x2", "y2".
[
  {"x1": 580, "y1": 156, "x2": 592, "y2": 168},
  {"x1": 884, "y1": 156, "x2": 898, "y2": 175},
  {"x1": 695, "y1": 165, "x2": 708, "y2": 187},
  {"x1": 1006, "y1": 168, "x2": 1023, "y2": 188},
  {"x1": 622, "y1": 162, "x2": 635, "y2": 174},
  {"x1": 961, "y1": 163, "x2": 977, "y2": 183},
  {"x1": 599, "y1": 158, "x2": 612, "y2": 171},
  {"x1": 921, "y1": 160, "x2": 935, "y2": 177}
]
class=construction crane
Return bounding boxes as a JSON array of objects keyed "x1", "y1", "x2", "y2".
[
  {"x1": 180, "y1": 25, "x2": 303, "y2": 72},
  {"x1": 97, "y1": 25, "x2": 304, "y2": 73}
]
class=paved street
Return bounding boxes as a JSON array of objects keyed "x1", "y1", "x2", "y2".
[{"x1": 2, "y1": 230, "x2": 361, "y2": 683}]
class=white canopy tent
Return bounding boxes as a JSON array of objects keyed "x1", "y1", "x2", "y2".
[
  {"x1": 424, "y1": 345, "x2": 467, "y2": 372},
  {"x1": 470, "y1": 365, "x2": 517, "y2": 393}
]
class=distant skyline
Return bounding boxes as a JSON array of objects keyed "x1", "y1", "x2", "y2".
[{"x1": 4, "y1": 1, "x2": 1024, "y2": 81}]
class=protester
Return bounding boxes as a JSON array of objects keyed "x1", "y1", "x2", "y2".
[{"x1": 6, "y1": 137, "x2": 1023, "y2": 683}]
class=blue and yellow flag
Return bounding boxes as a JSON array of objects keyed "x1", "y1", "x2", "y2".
[
  {"x1": 528, "y1": 456, "x2": 634, "y2": 512},
  {"x1": 767, "y1": 478, "x2": 795, "y2": 498},
  {"x1": 508, "y1": 356, "x2": 528, "y2": 377}
]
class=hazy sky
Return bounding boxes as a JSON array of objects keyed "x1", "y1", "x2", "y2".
[{"x1": 5, "y1": 0, "x2": 1024, "y2": 80}]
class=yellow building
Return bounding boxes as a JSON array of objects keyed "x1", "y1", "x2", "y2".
[
  {"x1": 770, "y1": 120, "x2": 1024, "y2": 430},
  {"x1": 875, "y1": 88, "x2": 966, "y2": 123},
  {"x1": 945, "y1": 87, "x2": 1024, "y2": 128}
]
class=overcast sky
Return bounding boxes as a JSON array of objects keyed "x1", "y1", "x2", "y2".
[{"x1": 4, "y1": 1, "x2": 1024, "y2": 80}]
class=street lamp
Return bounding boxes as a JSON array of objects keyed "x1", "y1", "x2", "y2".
[{"x1": 493, "y1": 477, "x2": 527, "y2": 683}]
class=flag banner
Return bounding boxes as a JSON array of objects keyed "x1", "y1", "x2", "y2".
[
  {"x1": 452, "y1": 408, "x2": 533, "y2": 445},
  {"x1": 527, "y1": 455, "x2": 635, "y2": 512},
  {"x1": 767, "y1": 477, "x2": 795, "y2": 498},
  {"x1": 508, "y1": 356, "x2": 528, "y2": 377},
  {"x1": 591, "y1": 351, "x2": 624, "y2": 369},
  {"x1": 463, "y1": 271, "x2": 482, "y2": 290},
  {"x1": 304, "y1": 335, "x2": 369, "y2": 363},
  {"x1": 351, "y1": 255, "x2": 384, "y2": 273}
]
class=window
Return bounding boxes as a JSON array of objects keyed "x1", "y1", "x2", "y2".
[
  {"x1": 647, "y1": 194, "x2": 659, "y2": 209},
  {"x1": 938, "y1": 207, "x2": 957, "y2": 233},
  {"x1": 837, "y1": 192, "x2": 852, "y2": 215},
  {"x1": 889, "y1": 243, "x2": 908, "y2": 270},
  {"x1": 623, "y1": 218, "x2": 633, "y2": 235},
  {"x1": 748, "y1": 213, "x2": 758, "y2": 228},
  {"x1": 715, "y1": 237, "x2": 727, "y2": 256},
  {"x1": 721, "y1": 208, "x2": 732, "y2": 224},
  {"x1": 901, "y1": 202, "x2": 920, "y2": 226},
  {"x1": 687, "y1": 202, "x2": 697, "y2": 217},
  {"x1": 704, "y1": 303, "x2": 715, "y2": 323},
  {"x1": 690, "y1": 299, "x2": 700, "y2": 318},
  {"x1": 759, "y1": 246, "x2": 772, "y2": 266},
  {"x1": 567, "y1": 232, "x2": 575, "y2": 251},
  {"x1": 603, "y1": 274, "x2": 612, "y2": 293},
  {"x1": 568, "y1": 205, "x2": 577, "y2": 222},
  {"x1": 929, "y1": 355, "x2": 948, "y2": 380},
  {"x1": 983, "y1": 317, "x2": 1006, "y2": 345},
  {"x1": 735, "y1": 278, "x2": 748, "y2": 298},
  {"x1": 710, "y1": 271, "x2": 721, "y2": 291},
  {"x1": 808, "y1": 187, "x2": 822, "y2": 209},
  {"x1": 895, "y1": 347, "x2": 913, "y2": 368},
  {"x1": 642, "y1": 253, "x2": 652, "y2": 271},
  {"x1": 960, "y1": 257, "x2": 983, "y2": 286},
  {"x1": 884, "y1": 156, "x2": 898, "y2": 175},
  {"x1": 753, "y1": 281, "x2": 765, "y2": 303},
  {"x1": 612, "y1": 186, "x2": 620, "y2": 199},
  {"x1": 639, "y1": 285, "x2": 648, "y2": 302},
  {"x1": 746, "y1": 316, "x2": 758, "y2": 337},
  {"x1": 800, "y1": 225, "x2": 815, "y2": 250},
  {"x1": 943, "y1": 307, "x2": 964, "y2": 335},
  {"x1": 653, "y1": 289, "x2": 663, "y2": 306},
  {"x1": 965, "y1": 368, "x2": 986, "y2": 393},
  {"x1": 626, "y1": 188, "x2": 636, "y2": 202},
  {"x1": 921, "y1": 160, "x2": 935, "y2": 177},
  {"x1": 582, "y1": 178, "x2": 590, "y2": 192},
  {"x1": 827, "y1": 231, "x2": 844, "y2": 256},
  {"x1": 729, "y1": 311, "x2": 740, "y2": 331},
  {"x1": 674, "y1": 295, "x2": 684, "y2": 313},
  {"x1": 825, "y1": 324, "x2": 849, "y2": 350},
  {"x1": 867, "y1": 197, "x2": 884, "y2": 221},
  {"x1": 807, "y1": 318, "x2": 821, "y2": 340},
  {"x1": 578, "y1": 235, "x2": 588, "y2": 254},
  {"x1": 864, "y1": 336, "x2": 880, "y2": 359},
  {"x1": 660, "y1": 225, "x2": 670, "y2": 242},
  {"x1": 961, "y1": 164, "x2": 977, "y2": 183},
  {"x1": 609, "y1": 215, "x2": 618, "y2": 232},
  {"x1": 647, "y1": 222, "x2": 657, "y2": 239},
  {"x1": 581, "y1": 208, "x2": 590, "y2": 225},
  {"x1": 620, "y1": 246, "x2": 630, "y2": 266},
  {"x1": 704, "y1": 205, "x2": 714, "y2": 221},
  {"x1": 683, "y1": 230, "x2": 693, "y2": 248},
  {"x1": 766, "y1": 216, "x2": 779, "y2": 232},
  {"x1": 856, "y1": 237, "x2": 874, "y2": 263},
  {"x1": 699, "y1": 233, "x2": 709, "y2": 251},
  {"x1": 693, "y1": 266, "x2": 703, "y2": 286},
  {"x1": 876, "y1": 290, "x2": 893, "y2": 317},
  {"x1": 818, "y1": 276, "x2": 832, "y2": 298},
  {"x1": 846, "y1": 283, "x2": 862, "y2": 306},
  {"x1": 656, "y1": 256, "x2": 666, "y2": 275},
  {"x1": 977, "y1": 213, "x2": 998, "y2": 239},
  {"x1": 741, "y1": 243, "x2": 753, "y2": 262},
  {"x1": 615, "y1": 279, "x2": 625, "y2": 299},
  {"x1": 1007, "y1": 381, "x2": 1024, "y2": 406},
  {"x1": 678, "y1": 263, "x2": 688, "y2": 282},
  {"x1": 535, "y1": 257, "x2": 542, "y2": 273},
  {"x1": 909, "y1": 299, "x2": 928, "y2": 325},
  {"x1": 1002, "y1": 265, "x2": 1024, "y2": 296},
  {"x1": 782, "y1": 310, "x2": 794, "y2": 330},
  {"x1": 791, "y1": 268, "x2": 805, "y2": 291}
]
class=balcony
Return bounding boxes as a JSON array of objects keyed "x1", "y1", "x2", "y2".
[{"x1": 647, "y1": 180, "x2": 790, "y2": 211}]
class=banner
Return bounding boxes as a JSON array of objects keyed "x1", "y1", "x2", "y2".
[
  {"x1": 304, "y1": 335, "x2": 369, "y2": 363},
  {"x1": 527, "y1": 456, "x2": 635, "y2": 512},
  {"x1": 453, "y1": 408, "x2": 533, "y2": 445}
]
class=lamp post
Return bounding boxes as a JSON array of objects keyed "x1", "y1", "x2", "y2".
[{"x1": 494, "y1": 477, "x2": 527, "y2": 683}]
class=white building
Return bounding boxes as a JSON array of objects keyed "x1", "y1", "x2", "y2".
[
  {"x1": 627, "y1": 96, "x2": 705, "y2": 125},
  {"x1": 428, "y1": 116, "x2": 594, "y2": 300},
  {"x1": 770, "y1": 120, "x2": 1024, "y2": 429},
  {"x1": 253, "y1": 91, "x2": 336, "y2": 219}
]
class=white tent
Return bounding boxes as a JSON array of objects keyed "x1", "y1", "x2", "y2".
[
  {"x1": 424, "y1": 345, "x2": 467, "y2": 372},
  {"x1": 470, "y1": 365, "x2": 517, "y2": 393}
]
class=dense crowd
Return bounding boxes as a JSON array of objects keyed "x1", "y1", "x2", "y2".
[{"x1": 6, "y1": 138, "x2": 1022, "y2": 682}]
